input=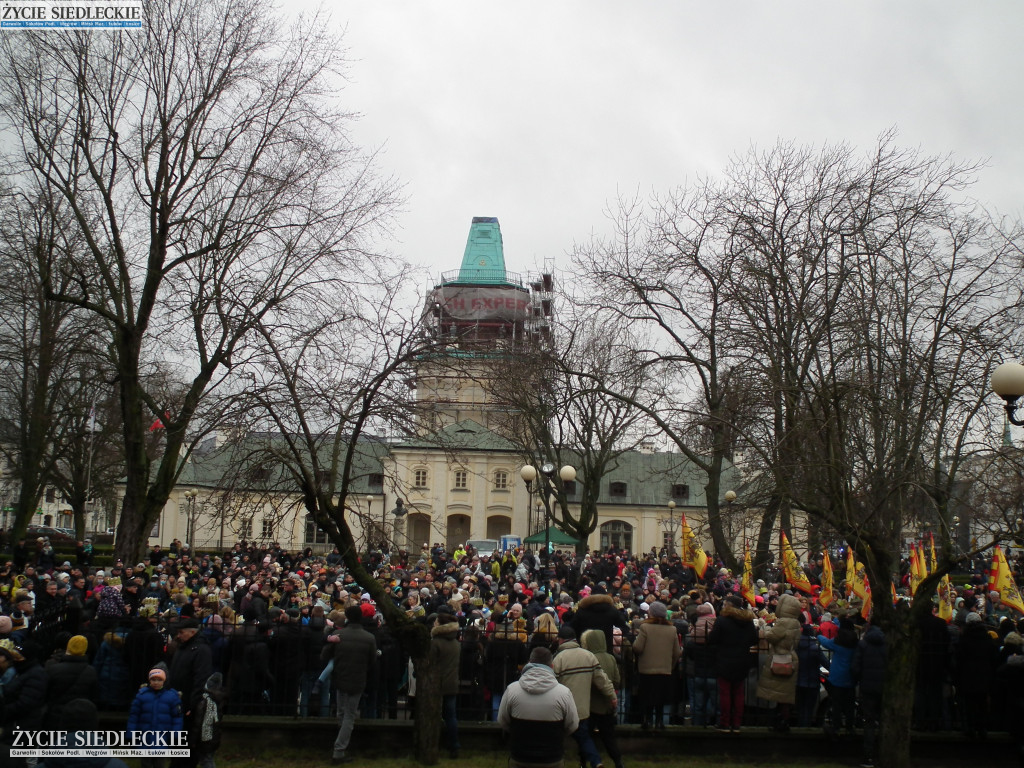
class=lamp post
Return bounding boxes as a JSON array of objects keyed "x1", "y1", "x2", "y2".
[
  {"x1": 183, "y1": 489, "x2": 198, "y2": 551},
  {"x1": 991, "y1": 362, "x2": 1024, "y2": 425},
  {"x1": 520, "y1": 465, "x2": 537, "y2": 535},
  {"x1": 534, "y1": 499, "x2": 543, "y2": 537},
  {"x1": 668, "y1": 500, "x2": 677, "y2": 556}
]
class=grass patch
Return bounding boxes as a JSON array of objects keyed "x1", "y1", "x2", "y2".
[{"x1": 183, "y1": 745, "x2": 856, "y2": 768}]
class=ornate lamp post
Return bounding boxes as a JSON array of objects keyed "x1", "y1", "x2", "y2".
[
  {"x1": 991, "y1": 362, "x2": 1024, "y2": 425},
  {"x1": 183, "y1": 488, "x2": 198, "y2": 551},
  {"x1": 520, "y1": 465, "x2": 537, "y2": 535},
  {"x1": 668, "y1": 500, "x2": 677, "y2": 556}
]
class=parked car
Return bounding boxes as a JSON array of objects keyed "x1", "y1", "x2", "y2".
[{"x1": 25, "y1": 525, "x2": 77, "y2": 544}]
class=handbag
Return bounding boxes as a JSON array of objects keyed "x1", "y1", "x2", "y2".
[{"x1": 770, "y1": 653, "x2": 794, "y2": 676}]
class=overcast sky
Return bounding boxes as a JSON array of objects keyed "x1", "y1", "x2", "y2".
[{"x1": 298, "y1": 2, "x2": 1024, "y2": 282}]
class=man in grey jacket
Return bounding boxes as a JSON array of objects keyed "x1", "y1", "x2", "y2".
[
  {"x1": 553, "y1": 626, "x2": 616, "y2": 768},
  {"x1": 498, "y1": 647, "x2": 579, "y2": 768},
  {"x1": 323, "y1": 605, "x2": 378, "y2": 764}
]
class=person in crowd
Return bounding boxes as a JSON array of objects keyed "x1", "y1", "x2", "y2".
[
  {"x1": 795, "y1": 622, "x2": 827, "y2": 728},
  {"x1": 756, "y1": 593, "x2": 802, "y2": 732},
  {"x1": 431, "y1": 612, "x2": 462, "y2": 759},
  {"x1": 852, "y1": 621, "x2": 887, "y2": 768},
  {"x1": 553, "y1": 625, "x2": 617, "y2": 768},
  {"x1": 168, "y1": 617, "x2": 213, "y2": 768},
  {"x1": 44, "y1": 634, "x2": 98, "y2": 727},
  {"x1": 817, "y1": 616, "x2": 859, "y2": 735},
  {"x1": 685, "y1": 603, "x2": 718, "y2": 727},
  {"x1": 95, "y1": 630, "x2": 133, "y2": 710},
  {"x1": 192, "y1": 672, "x2": 225, "y2": 768},
  {"x1": 581, "y1": 629, "x2": 624, "y2": 768},
  {"x1": 708, "y1": 595, "x2": 758, "y2": 733},
  {"x1": 632, "y1": 600, "x2": 681, "y2": 731},
  {"x1": 498, "y1": 646, "x2": 579, "y2": 768},
  {"x1": 954, "y1": 612, "x2": 999, "y2": 739},
  {"x1": 323, "y1": 604, "x2": 377, "y2": 764},
  {"x1": 127, "y1": 663, "x2": 183, "y2": 768}
]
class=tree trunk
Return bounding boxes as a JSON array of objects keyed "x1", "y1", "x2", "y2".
[
  {"x1": 878, "y1": 616, "x2": 916, "y2": 768},
  {"x1": 412, "y1": 653, "x2": 441, "y2": 764}
]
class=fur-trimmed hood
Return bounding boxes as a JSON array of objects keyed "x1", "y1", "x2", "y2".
[
  {"x1": 721, "y1": 603, "x2": 755, "y2": 622},
  {"x1": 431, "y1": 620, "x2": 460, "y2": 639},
  {"x1": 578, "y1": 593, "x2": 614, "y2": 610}
]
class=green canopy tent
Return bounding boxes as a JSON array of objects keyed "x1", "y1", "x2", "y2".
[{"x1": 523, "y1": 526, "x2": 578, "y2": 547}]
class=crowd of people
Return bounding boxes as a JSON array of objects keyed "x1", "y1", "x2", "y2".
[{"x1": 0, "y1": 534, "x2": 1022, "y2": 768}]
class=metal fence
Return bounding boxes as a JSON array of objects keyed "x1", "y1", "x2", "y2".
[{"x1": 33, "y1": 614, "x2": 1012, "y2": 736}]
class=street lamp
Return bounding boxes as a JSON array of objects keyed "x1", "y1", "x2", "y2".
[
  {"x1": 183, "y1": 489, "x2": 198, "y2": 551},
  {"x1": 668, "y1": 500, "x2": 677, "y2": 556},
  {"x1": 534, "y1": 498, "x2": 543, "y2": 537},
  {"x1": 521, "y1": 465, "x2": 538, "y2": 534},
  {"x1": 991, "y1": 362, "x2": 1024, "y2": 425}
]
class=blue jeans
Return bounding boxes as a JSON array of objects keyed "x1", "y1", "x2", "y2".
[
  {"x1": 442, "y1": 694, "x2": 460, "y2": 752},
  {"x1": 571, "y1": 718, "x2": 603, "y2": 768},
  {"x1": 298, "y1": 669, "x2": 330, "y2": 717},
  {"x1": 692, "y1": 676, "x2": 718, "y2": 726},
  {"x1": 491, "y1": 692, "x2": 502, "y2": 721}
]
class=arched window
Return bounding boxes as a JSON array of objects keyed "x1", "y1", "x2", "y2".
[{"x1": 600, "y1": 520, "x2": 632, "y2": 552}]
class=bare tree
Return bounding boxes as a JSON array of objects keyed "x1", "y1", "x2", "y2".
[
  {"x1": 0, "y1": 185, "x2": 106, "y2": 538},
  {"x1": 574, "y1": 134, "x2": 1024, "y2": 768},
  {"x1": 225, "y1": 261, "x2": 445, "y2": 760},
  {"x1": 487, "y1": 312, "x2": 659, "y2": 555},
  {"x1": 0, "y1": 0, "x2": 400, "y2": 560}
]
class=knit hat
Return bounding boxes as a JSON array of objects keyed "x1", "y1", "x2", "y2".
[
  {"x1": 360, "y1": 603, "x2": 376, "y2": 618},
  {"x1": 148, "y1": 664, "x2": 168, "y2": 682},
  {"x1": 650, "y1": 601, "x2": 668, "y2": 619},
  {"x1": 965, "y1": 612, "x2": 982, "y2": 624},
  {"x1": 1004, "y1": 631, "x2": 1024, "y2": 648},
  {"x1": 66, "y1": 635, "x2": 88, "y2": 656}
]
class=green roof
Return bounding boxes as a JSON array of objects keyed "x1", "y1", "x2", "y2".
[
  {"x1": 394, "y1": 419, "x2": 519, "y2": 453},
  {"x1": 454, "y1": 217, "x2": 513, "y2": 285}
]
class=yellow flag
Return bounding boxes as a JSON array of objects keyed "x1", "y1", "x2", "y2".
[
  {"x1": 993, "y1": 546, "x2": 1024, "y2": 615},
  {"x1": 679, "y1": 512, "x2": 709, "y2": 579},
  {"x1": 928, "y1": 533, "x2": 938, "y2": 573},
  {"x1": 937, "y1": 574, "x2": 954, "y2": 623},
  {"x1": 846, "y1": 547, "x2": 870, "y2": 602},
  {"x1": 909, "y1": 544, "x2": 921, "y2": 597},
  {"x1": 741, "y1": 545, "x2": 755, "y2": 607},
  {"x1": 781, "y1": 531, "x2": 812, "y2": 594},
  {"x1": 819, "y1": 551, "x2": 835, "y2": 610},
  {"x1": 846, "y1": 548, "x2": 857, "y2": 597}
]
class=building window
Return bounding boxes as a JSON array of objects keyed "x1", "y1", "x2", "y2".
[
  {"x1": 609, "y1": 481, "x2": 627, "y2": 497},
  {"x1": 600, "y1": 520, "x2": 633, "y2": 552},
  {"x1": 304, "y1": 514, "x2": 328, "y2": 545},
  {"x1": 414, "y1": 469, "x2": 429, "y2": 488},
  {"x1": 563, "y1": 480, "x2": 577, "y2": 496},
  {"x1": 45, "y1": 487, "x2": 55, "y2": 503},
  {"x1": 494, "y1": 470, "x2": 508, "y2": 490},
  {"x1": 261, "y1": 518, "x2": 275, "y2": 539},
  {"x1": 237, "y1": 518, "x2": 253, "y2": 539},
  {"x1": 454, "y1": 470, "x2": 468, "y2": 489},
  {"x1": 368, "y1": 473, "x2": 384, "y2": 489},
  {"x1": 672, "y1": 483, "x2": 690, "y2": 501}
]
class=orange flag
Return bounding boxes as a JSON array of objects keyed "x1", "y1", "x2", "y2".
[{"x1": 781, "y1": 531, "x2": 812, "y2": 594}]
